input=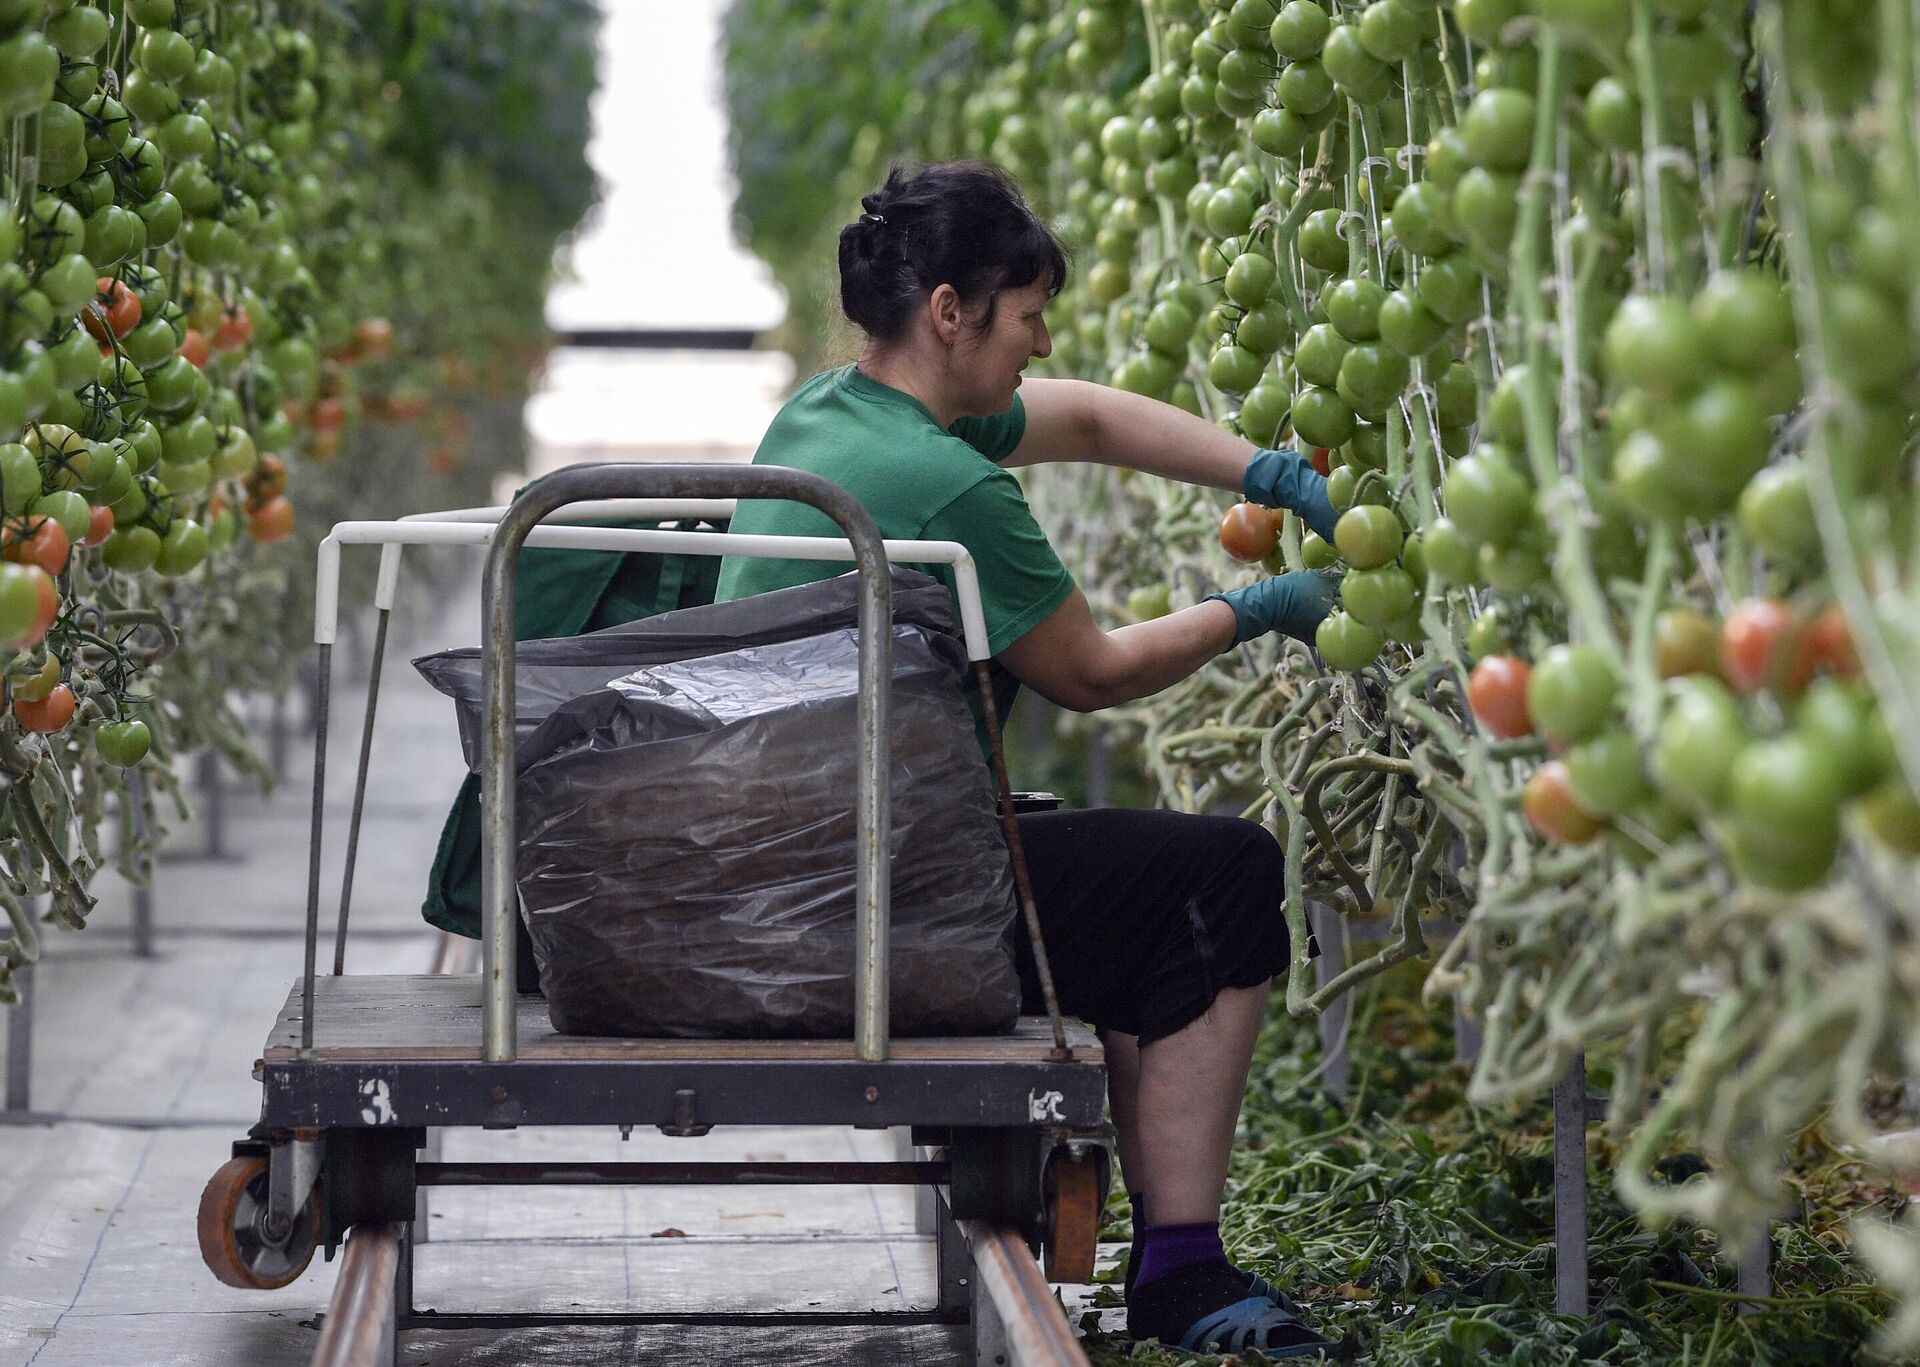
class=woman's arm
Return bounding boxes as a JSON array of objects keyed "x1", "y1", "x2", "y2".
[
  {"x1": 1005, "y1": 377, "x2": 1255, "y2": 490},
  {"x1": 999, "y1": 585, "x2": 1239, "y2": 713}
]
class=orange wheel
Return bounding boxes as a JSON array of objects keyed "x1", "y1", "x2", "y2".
[
  {"x1": 1042, "y1": 1150, "x2": 1101, "y2": 1283},
  {"x1": 197, "y1": 1156, "x2": 319, "y2": 1289}
]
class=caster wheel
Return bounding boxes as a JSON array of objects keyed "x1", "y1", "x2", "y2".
[
  {"x1": 197, "y1": 1155, "x2": 320, "y2": 1289},
  {"x1": 1042, "y1": 1149, "x2": 1101, "y2": 1283}
]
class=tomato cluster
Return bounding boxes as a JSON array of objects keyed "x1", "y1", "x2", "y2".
[{"x1": 0, "y1": 1, "x2": 599, "y2": 974}]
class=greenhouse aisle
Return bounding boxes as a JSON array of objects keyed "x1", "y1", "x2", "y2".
[{"x1": 0, "y1": 581, "x2": 986, "y2": 1366}]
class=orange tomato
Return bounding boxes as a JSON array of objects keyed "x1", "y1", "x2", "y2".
[
  {"x1": 180, "y1": 328, "x2": 211, "y2": 369},
  {"x1": 247, "y1": 495, "x2": 295, "y2": 544},
  {"x1": 212, "y1": 305, "x2": 253, "y2": 351},
  {"x1": 14, "y1": 682, "x2": 74, "y2": 734},
  {"x1": 4, "y1": 518, "x2": 71, "y2": 578},
  {"x1": 1653, "y1": 607, "x2": 1722, "y2": 679},
  {"x1": 1720, "y1": 598, "x2": 1813, "y2": 694},
  {"x1": 83, "y1": 505, "x2": 115, "y2": 547},
  {"x1": 82, "y1": 278, "x2": 141, "y2": 341},
  {"x1": 1467, "y1": 655, "x2": 1534, "y2": 738}
]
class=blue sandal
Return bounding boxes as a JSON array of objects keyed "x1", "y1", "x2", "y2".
[
  {"x1": 1127, "y1": 1262, "x2": 1333, "y2": 1360},
  {"x1": 1177, "y1": 1295, "x2": 1330, "y2": 1358}
]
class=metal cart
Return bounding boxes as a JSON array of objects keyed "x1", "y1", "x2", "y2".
[{"x1": 194, "y1": 464, "x2": 1111, "y2": 1363}]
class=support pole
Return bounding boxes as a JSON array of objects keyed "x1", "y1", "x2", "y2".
[
  {"x1": 1737, "y1": 1225, "x2": 1771, "y2": 1312},
  {"x1": 3, "y1": 961, "x2": 29, "y2": 1113},
  {"x1": 1309, "y1": 901, "x2": 1350, "y2": 1104},
  {"x1": 333, "y1": 607, "x2": 391, "y2": 975},
  {"x1": 126, "y1": 770, "x2": 154, "y2": 959},
  {"x1": 1553, "y1": 1052, "x2": 1589, "y2": 1317}
]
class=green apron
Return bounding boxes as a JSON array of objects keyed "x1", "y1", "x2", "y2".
[{"x1": 421, "y1": 519, "x2": 725, "y2": 939}]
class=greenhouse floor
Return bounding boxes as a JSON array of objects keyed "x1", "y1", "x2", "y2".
[{"x1": 0, "y1": 591, "x2": 1105, "y2": 1366}]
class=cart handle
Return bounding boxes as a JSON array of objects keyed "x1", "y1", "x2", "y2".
[
  {"x1": 480, "y1": 465, "x2": 895, "y2": 1063},
  {"x1": 321, "y1": 520, "x2": 991, "y2": 662}
]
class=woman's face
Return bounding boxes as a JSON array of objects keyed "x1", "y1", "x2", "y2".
[{"x1": 955, "y1": 280, "x2": 1052, "y2": 417}]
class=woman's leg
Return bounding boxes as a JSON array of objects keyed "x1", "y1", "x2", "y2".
[
  {"x1": 1129, "y1": 980, "x2": 1269, "y2": 1224},
  {"x1": 1099, "y1": 1027, "x2": 1143, "y2": 1189}
]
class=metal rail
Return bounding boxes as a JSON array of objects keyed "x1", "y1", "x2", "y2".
[
  {"x1": 311, "y1": 1222, "x2": 402, "y2": 1367},
  {"x1": 416, "y1": 1160, "x2": 948, "y2": 1186},
  {"x1": 959, "y1": 1222, "x2": 1094, "y2": 1367}
]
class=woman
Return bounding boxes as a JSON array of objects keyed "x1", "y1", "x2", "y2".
[{"x1": 716, "y1": 160, "x2": 1340, "y2": 1358}]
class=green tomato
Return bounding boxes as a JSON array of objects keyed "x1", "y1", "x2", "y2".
[
  {"x1": 1566, "y1": 728, "x2": 1648, "y2": 817},
  {"x1": 1465, "y1": 605, "x2": 1515, "y2": 661},
  {"x1": 1275, "y1": 59, "x2": 1334, "y2": 114},
  {"x1": 1236, "y1": 301, "x2": 1291, "y2": 356},
  {"x1": 32, "y1": 488, "x2": 92, "y2": 542},
  {"x1": 1794, "y1": 680, "x2": 1886, "y2": 798},
  {"x1": 1333, "y1": 504, "x2": 1403, "y2": 569},
  {"x1": 1479, "y1": 531, "x2": 1549, "y2": 593},
  {"x1": 136, "y1": 27, "x2": 196, "y2": 83},
  {"x1": 102, "y1": 523, "x2": 160, "y2": 571},
  {"x1": 1727, "y1": 735, "x2": 1846, "y2": 888},
  {"x1": 1422, "y1": 517, "x2": 1479, "y2": 585},
  {"x1": 1291, "y1": 385, "x2": 1357, "y2": 447},
  {"x1": 1317, "y1": 609, "x2": 1385, "y2": 670},
  {"x1": 154, "y1": 516, "x2": 208, "y2": 575},
  {"x1": 1527, "y1": 643, "x2": 1619, "y2": 745},
  {"x1": 1294, "y1": 324, "x2": 1352, "y2": 389},
  {"x1": 95, "y1": 718, "x2": 152, "y2": 768},
  {"x1": 1442, "y1": 453, "x2": 1533, "y2": 547},
  {"x1": 1336, "y1": 344, "x2": 1409, "y2": 417},
  {"x1": 1207, "y1": 343, "x2": 1263, "y2": 395},
  {"x1": 1301, "y1": 530, "x2": 1340, "y2": 569},
  {"x1": 1417, "y1": 253, "x2": 1485, "y2": 325},
  {"x1": 1452, "y1": 168, "x2": 1521, "y2": 253},
  {"x1": 1435, "y1": 362, "x2": 1479, "y2": 429},
  {"x1": 1389, "y1": 180, "x2": 1457, "y2": 258},
  {"x1": 1737, "y1": 461, "x2": 1822, "y2": 564},
  {"x1": 1341, "y1": 564, "x2": 1417, "y2": 627},
  {"x1": 0, "y1": 30, "x2": 59, "y2": 121},
  {"x1": 0, "y1": 442, "x2": 42, "y2": 515},
  {"x1": 1461, "y1": 88, "x2": 1536, "y2": 172},
  {"x1": 1603, "y1": 295, "x2": 1708, "y2": 398},
  {"x1": 1326, "y1": 277, "x2": 1387, "y2": 342},
  {"x1": 1224, "y1": 253, "x2": 1277, "y2": 307},
  {"x1": 1269, "y1": 0, "x2": 1330, "y2": 57}
]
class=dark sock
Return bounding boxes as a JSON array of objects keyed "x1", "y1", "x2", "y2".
[{"x1": 1132, "y1": 1220, "x2": 1227, "y2": 1289}]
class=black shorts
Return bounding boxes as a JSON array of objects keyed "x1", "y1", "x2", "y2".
[{"x1": 1011, "y1": 808, "x2": 1290, "y2": 1046}]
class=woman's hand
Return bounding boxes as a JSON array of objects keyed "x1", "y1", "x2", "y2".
[
  {"x1": 1205, "y1": 571, "x2": 1341, "y2": 648},
  {"x1": 1242, "y1": 448, "x2": 1339, "y2": 542}
]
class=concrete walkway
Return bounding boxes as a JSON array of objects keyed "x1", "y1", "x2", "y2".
[{"x1": 0, "y1": 577, "x2": 991, "y2": 1366}]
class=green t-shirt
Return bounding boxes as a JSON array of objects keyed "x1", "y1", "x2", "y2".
[{"x1": 715, "y1": 365, "x2": 1076, "y2": 656}]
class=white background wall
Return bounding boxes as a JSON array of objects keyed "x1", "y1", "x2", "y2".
[{"x1": 526, "y1": 2, "x2": 795, "y2": 483}]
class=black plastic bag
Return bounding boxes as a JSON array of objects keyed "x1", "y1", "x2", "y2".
[{"x1": 415, "y1": 570, "x2": 1020, "y2": 1039}]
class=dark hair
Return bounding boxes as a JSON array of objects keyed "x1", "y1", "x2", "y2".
[{"x1": 837, "y1": 160, "x2": 1069, "y2": 343}]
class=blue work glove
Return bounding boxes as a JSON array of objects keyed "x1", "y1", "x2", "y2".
[
  {"x1": 1206, "y1": 570, "x2": 1340, "y2": 648},
  {"x1": 1243, "y1": 447, "x2": 1339, "y2": 542}
]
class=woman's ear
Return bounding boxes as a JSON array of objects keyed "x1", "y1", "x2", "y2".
[{"x1": 927, "y1": 283, "x2": 962, "y2": 348}]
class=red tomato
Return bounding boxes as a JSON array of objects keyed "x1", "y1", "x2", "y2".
[
  {"x1": 1524, "y1": 760, "x2": 1606, "y2": 843},
  {"x1": 212, "y1": 305, "x2": 253, "y2": 351},
  {"x1": 14, "y1": 682, "x2": 75, "y2": 734},
  {"x1": 82, "y1": 277, "x2": 141, "y2": 342},
  {"x1": 1467, "y1": 655, "x2": 1534, "y2": 738},
  {"x1": 310, "y1": 396, "x2": 346, "y2": 433},
  {"x1": 1309, "y1": 445, "x2": 1333, "y2": 476},
  {"x1": 83, "y1": 505, "x2": 115, "y2": 547},
  {"x1": 1219, "y1": 502, "x2": 1279, "y2": 563},
  {"x1": 1721, "y1": 597, "x2": 1813, "y2": 694},
  {"x1": 1804, "y1": 602, "x2": 1860, "y2": 679},
  {"x1": 180, "y1": 327, "x2": 211, "y2": 369},
  {"x1": 4, "y1": 518, "x2": 71, "y2": 578}
]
